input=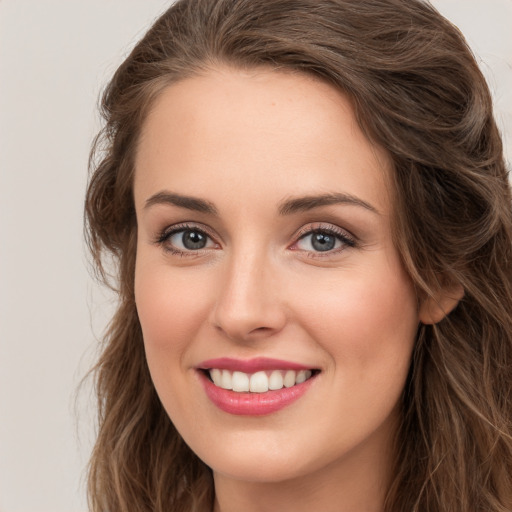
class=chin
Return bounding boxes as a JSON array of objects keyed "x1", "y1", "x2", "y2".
[
  {"x1": 208, "y1": 452, "x2": 311, "y2": 484},
  {"x1": 187, "y1": 428, "x2": 337, "y2": 484}
]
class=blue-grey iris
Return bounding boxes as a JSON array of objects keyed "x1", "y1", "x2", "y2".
[
  {"x1": 311, "y1": 232, "x2": 336, "y2": 251},
  {"x1": 182, "y1": 230, "x2": 207, "y2": 250}
]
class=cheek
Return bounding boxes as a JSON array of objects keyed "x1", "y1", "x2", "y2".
[
  {"x1": 293, "y1": 263, "x2": 418, "y2": 377},
  {"x1": 134, "y1": 257, "x2": 209, "y2": 361},
  {"x1": 134, "y1": 256, "x2": 216, "y2": 426}
]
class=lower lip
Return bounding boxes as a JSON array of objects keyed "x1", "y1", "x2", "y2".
[{"x1": 198, "y1": 371, "x2": 317, "y2": 416}]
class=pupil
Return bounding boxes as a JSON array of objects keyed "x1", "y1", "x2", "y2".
[
  {"x1": 312, "y1": 232, "x2": 335, "y2": 252},
  {"x1": 182, "y1": 231, "x2": 207, "y2": 250}
]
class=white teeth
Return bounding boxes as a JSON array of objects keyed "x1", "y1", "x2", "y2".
[
  {"x1": 220, "y1": 369, "x2": 232, "y2": 389},
  {"x1": 232, "y1": 371, "x2": 250, "y2": 392},
  {"x1": 210, "y1": 368, "x2": 222, "y2": 387},
  {"x1": 268, "y1": 370, "x2": 284, "y2": 390},
  {"x1": 296, "y1": 370, "x2": 307, "y2": 384},
  {"x1": 283, "y1": 370, "x2": 296, "y2": 388},
  {"x1": 249, "y1": 371, "x2": 269, "y2": 393},
  {"x1": 208, "y1": 368, "x2": 315, "y2": 393}
]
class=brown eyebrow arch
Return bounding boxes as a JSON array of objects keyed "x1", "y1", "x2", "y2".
[
  {"x1": 278, "y1": 193, "x2": 379, "y2": 215},
  {"x1": 144, "y1": 191, "x2": 218, "y2": 215}
]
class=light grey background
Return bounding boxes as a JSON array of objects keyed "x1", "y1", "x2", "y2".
[{"x1": 0, "y1": 1, "x2": 510, "y2": 511}]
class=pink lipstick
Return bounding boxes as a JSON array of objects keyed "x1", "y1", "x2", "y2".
[{"x1": 197, "y1": 357, "x2": 319, "y2": 416}]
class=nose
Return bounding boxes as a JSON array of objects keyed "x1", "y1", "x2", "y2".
[{"x1": 210, "y1": 249, "x2": 287, "y2": 342}]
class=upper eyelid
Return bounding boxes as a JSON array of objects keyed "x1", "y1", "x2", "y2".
[
  {"x1": 293, "y1": 222, "x2": 356, "y2": 241},
  {"x1": 159, "y1": 222, "x2": 216, "y2": 240}
]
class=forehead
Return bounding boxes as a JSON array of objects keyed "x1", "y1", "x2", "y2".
[{"x1": 134, "y1": 66, "x2": 393, "y2": 216}]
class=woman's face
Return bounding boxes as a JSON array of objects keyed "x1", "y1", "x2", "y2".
[{"x1": 133, "y1": 67, "x2": 419, "y2": 486}]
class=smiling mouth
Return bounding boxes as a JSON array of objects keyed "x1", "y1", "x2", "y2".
[{"x1": 203, "y1": 368, "x2": 319, "y2": 393}]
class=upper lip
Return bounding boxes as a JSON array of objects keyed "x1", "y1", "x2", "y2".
[{"x1": 197, "y1": 357, "x2": 315, "y2": 373}]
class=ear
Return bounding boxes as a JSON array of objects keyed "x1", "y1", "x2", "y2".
[{"x1": 419, "y1": 283, "x2": 464, "y2": 325}]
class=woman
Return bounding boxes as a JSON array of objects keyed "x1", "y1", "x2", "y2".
[{"x1": 85, "y1": 0, "x2": 512, "y2": 511}]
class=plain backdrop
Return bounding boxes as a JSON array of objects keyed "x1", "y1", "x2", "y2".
[{"x1": 0, "y1": 1, "x2": 510, "y2": 511}]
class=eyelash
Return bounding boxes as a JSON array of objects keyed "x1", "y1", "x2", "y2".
[
  {"x1": 154, "y1": 223, "x2": 216, "y2": 256},
  {"x1": 292, "y1": 223, "x2": 356, "y2": 257},
  {"x1": 154, "y1": 222, "x2": 357, "y2": 258}
]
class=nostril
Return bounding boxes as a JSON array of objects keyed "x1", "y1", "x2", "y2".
[{"x1": 251, "y1": 326, "x2": 272, "y2": 333}]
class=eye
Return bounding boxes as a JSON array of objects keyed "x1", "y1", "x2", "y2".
[
  {"x1": 155, "y1": 224, "x2": 218, "y2": 255},
  {"x1": 169, "y1": 229, "x2": 213, "y2": 250},
  {"x1": 292, "y1": 225, "x2": 356, "y2": 255},
  {"x1": 297, "y1": 231, "x2": 341, "y2": 252}
]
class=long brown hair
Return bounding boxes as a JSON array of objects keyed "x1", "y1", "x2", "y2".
[{"x1": 85, "y1": 1, "x2": 512, "y2": 510}]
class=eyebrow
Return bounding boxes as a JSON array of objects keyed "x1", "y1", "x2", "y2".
[
  {"x1": 144, "y1": 190, "x2": 378, "y2": 216},
  {"x1": 144, "y1": 191, "x2": 218, "y2": 215},
  {"x1": 278, "y1": 193, "x2": 379, "y2": 215}
]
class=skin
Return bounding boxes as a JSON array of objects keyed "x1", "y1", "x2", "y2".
[{"x1": 133, "y1": 66, "x2": 427, "y2": 512}]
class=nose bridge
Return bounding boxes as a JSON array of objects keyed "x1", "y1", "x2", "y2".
[{"x1": 212, "y1": 242, "x2": 285, "y2": 340}]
